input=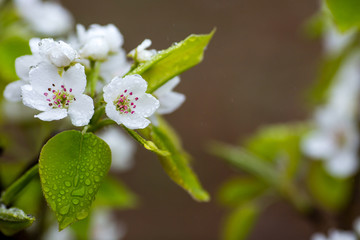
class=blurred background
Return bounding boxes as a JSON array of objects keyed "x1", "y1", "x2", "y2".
[{"x1": 56, "y1": 0, "x2": 321, "y2": 239}]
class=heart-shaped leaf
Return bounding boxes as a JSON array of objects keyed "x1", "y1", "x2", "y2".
[
  {"x1": 0, "y1": 204, "x2": 35, "y2": 236},
  {"x1": 39, "y1": 130, "x2": 111, "y2": 230}
]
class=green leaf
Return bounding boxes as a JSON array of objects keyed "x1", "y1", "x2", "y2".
[
  {"x1": 245, "y1": 123, "x2": 308, "y2": 180},
  {"x1": 307, "y1": 162, "x2": 352, "y2": 212},
  {"x1": 122, "y1": 126, "x2": 169, "y2": 157},
  {"x1": 222, "y1": 204, "x2": 259, "y2": 240},
  {"x1": 94, "y1": 176, "x2": 137, "y2": 210},
  {"x1": 308, "y1": 36, "x2": 359, "y2": 104},
  {"x1": 326, "y1": 0, "x2": 360, "y2": 31},
  {"x1": 209, "y1": 142, "x2": 279, "y2": 187},
  {"x1": 218, "y1": 177, "x2": 267, "y2": 208},
  {"x1": 126, "y1": 30, "x2": 215, "y2": 93},
  {"x1": 141, "y1": 117, "x2": 210, "y2": 202},
  {"x1": 39, "y1": 130, "x2": 111, "y2": 230},
  {"x1": 0, "y1": 205, "x2": 35, "y2": 236}
]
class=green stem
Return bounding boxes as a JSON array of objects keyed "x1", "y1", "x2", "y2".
[
  {"x1": 89, "y1": 61, "x2": 101, "y2": 97},
  {"x1": 87, "y1": 119, "x2": 115, "y2": 133},
  {"x1": 122, "y1": 125, "x2": 169, "y2": 156},
  {"x1": 1, "y1": 164, "x2": 39, "y2": 205}
]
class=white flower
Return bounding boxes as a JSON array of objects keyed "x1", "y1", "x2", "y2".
[
  {"x1": 76, "y1": 24, "x2": 124, "y2": 60},
  {"x1": 14, "y1": 0, "x2": 73, "y2": 36},
  {"x1": 4, "y1": 38, "x2": 79, "y2": 102},
  {"x1": 99, "y1": 50, "x2": 131, "y2": 82},
  {"x1": 103, "y1": 75, "x2": 159, "y2": 129},
  {"x1": 153, "y1": 76, "x2": 185, "y2": 114},
  {"x1": 96, "y1": 127, "x2": 135, "y2": 172},
  {"x1": 128, "y1": 39, "x2": 157, "y2": 62},
  {"x1": 302, "y1": 52, "x2": 360, "y2": 178},
  {"x1": 311, "y1": 229, "x2": 356, "y2": 240},
  {"x1": 91, "y1": 209, "x2": 126, "y2": 240},
  {"x1": 21, "y1": 62, "x2": 94, "y2": 126}
]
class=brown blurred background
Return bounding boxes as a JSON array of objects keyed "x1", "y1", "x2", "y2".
[{"x1": 61, "y1": 0, "x2": 320, "y2": 239}]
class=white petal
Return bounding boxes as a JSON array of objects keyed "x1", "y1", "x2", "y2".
[
  {"x1": 105, "y1": 103, "x2": 122, "y2": 124},
  {"x1": 4, "y1": 80, "x2": 26, "y2": 102},
  {"x1": 21, "y1": 84, "x2": 50, "y2": 111},
  {"x1": 96, "y1": 127, "x2": 135, "y2": 171},
  {"x1": 310, "y1": 233, "x2": 327, "y2": 240},
  {"x1": 301, "y1": 131, "x2": 337, "y2": 160},
  {"x1": 29, "y1": 38, "x2": 40, "y2": 53},
  {"x1": 119, "y1": 112, "x2": 151, "y2": 129},
  {"x1": 99, "y1": 50, "x2": 131, "y2": 81},
  {"x1": 134, "y1": 93, "x2": 159, "y2": 117},
  {"x1": 326, "y1": 151, "x2": 358, "y2": 178},
  {"x1": 68, "y1": 94, "x2": 94, "y2": 126},
  {"x1": 15, "y1": 55, "x2": 41, "y2": 81},
  {"x1": 29, "y1": 62, "x2": 63, "y2": 94},
  {"x1": 63, "y1": 63, "x2": 86, "y2": 94},
  {"x1": 157, "y1": 91, "x2": 185, "y2": 114},
  {"x1": 35, "y1": 108, "x2": 67, "y2": 121},
  {"x1": 104, "y1": 24, "x2": 123, "y2": 52},
  {"x1": 80, "y1": 38, "x2": 110, "y2": 60},
  {"x1": 154, "y1": 76, "x2": 180, "y2": 95}
]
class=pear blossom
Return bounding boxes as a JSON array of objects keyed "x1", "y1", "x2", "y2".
[
  {"x1": 302, "y1": 53, "x2": 360, "y2": 178},
  {"x1": 91, "y1": 209, "x2": 126, "y2": 240},
  {"x1": 21, "y1": 62, "x2": 94, "y2": 126},
  {"x1": 14, "y1": 0, "x2": 73, "y2": 36},
  {"x1": 4, "y1": 38, "x2": 78, "y2": 102},
  {"x1": 311, "y1": 230, "x2": 356, "y2": 240},
  {"x1": 103, "y1": 75, "x2": 159, "y2": 129},
  {"x1": 75, "y1": 24, "x2": 124, "y2": 60},
  {"x1": 128, "y1": 39, "x2": 157, "y2": 62},
  {"x1": 96, "y1": 127, "x2": 135, "y2": 171},
  {"x1": 153, "y1": 76, "x2": 185, "y2": 114},
  {"x1": 99, "y1": 50, "x2": 131, "y2": 82}
]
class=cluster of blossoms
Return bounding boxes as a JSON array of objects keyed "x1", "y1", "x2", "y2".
[
  {"x1": 311, "y1": 217, "x2": 360, "y2": 240},
  {"x1": 301, "y1": 19, "x2": 360, "y2": 178},
  {"x1": 3, "y1": 17, "x2": 185, "y2": 130}
]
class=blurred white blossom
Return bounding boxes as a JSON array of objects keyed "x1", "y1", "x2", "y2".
[
  {"x1": 14, "y1": 0, "x2": 73, "y2": 36},
  {"x1": 302, "y1": 53, "x2": 360, "y2": 178},
  {"x1": 91, "y1": 209, "x2": 126, "y2": 240},
  {"x1": 97, "y1": 127, "x2": 136, "y2": 172},
  {"x1": 311, "y1": 230, "x2": 356, "y2": 240},
  {"x1": 103, "y1": 75, "x2": 159, "y2": 129},
  {"x1": 99, "y1": 50, "x2": 131, "y2": 82}
]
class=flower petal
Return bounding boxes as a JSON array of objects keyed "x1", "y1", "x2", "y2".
[
  {"x1": 135, "y1": 93, "x2": 160, "y2": 117},
  {"x1": 21, "y1": 84, "x2": 50, "y2": 111},
  {"x1": 154, "y1": 76, "x2": 180, "y2": 95},
  {"x1": 15, "y1": 55, "x2": 41, "y2": 81},
  {"x1": 4, "y1": 80, "x2": 27, "y2": 102},
  {"x1": 68, "y1": 94, "x2": 94, "y2": 126},
  {"x1": 63, "y1": 63, "x2": 86, "y2": 94},
  {"x1": 35, "y1": 108, "x2": 68, "y2": 121},
  {"x1": 326, "y1": 150, "x2": 359, "y2": 178},
  {"x1": 157, "y1": 91, "x2": 185, "y2": 114},
  {"x1": 119, "y1": 112, "x2": 151, "y2": 129},
  {"x1": 120, "y1": 75, "x2": 148, "y2": 96},
  {"x1": 29, "y1": 61, "x2": 63, "y2": 94}
]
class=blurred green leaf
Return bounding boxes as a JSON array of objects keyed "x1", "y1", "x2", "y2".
[
  {"x1": 13, "y1": 178, "x2": 42, "y2": 216},
  {"x1": 39, "y1": 130, "x2": 111, "y2": 230},
  {"x1": 94, "y1": 176, "x2": 137, "y2": 210},
  {"x1": 303, "y1": 12, "x2": 325, "y2": 39},
  {"x1": 326, "y1": 0, "x2": 360, "y2": 32},
  {"x1": 0, "y1": 205, "x2": 35, "y2": 236},
  {"x1": 307, "y1": 162, "x2": 353, "y2": 212},
  {"x1": 127, "y1": 30, "x2": 215, "y2": 93},
  {"x1": 209, "y1": 142, "x2": 279, "y2": 187},
  {"x1": 70, "y1": 216, "x2": 91, "y2": 240},
  {"x1": 245, "y1": 123, "x2": 308, "y2": 180},
  {"x1": 141, "y1": 117, "x2": 210, "y2": 202},
  {"x1": 0, "y1": 35, "x2": 30, "y2": 84},
  {"x1": 218, "y1": 177, "x2": 267, "y2": 208},
  {"x1": 221, "y1": 203, "x2": 260, "y2": 240}
]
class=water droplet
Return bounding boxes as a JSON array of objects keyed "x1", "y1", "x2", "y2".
[
  {"x1": 94, "y1": 176, "x2": 100, "y2": 183},
  {"x1": 43, "y1": 186, "x2": 50, "y2": 192},
  {"x1": 89, "y1": 164, "x2": 94, "y2": 170},
  {"x1": 74, "y1": 175, "x2": 79, "y2": 187},
  {"x1": 85, "y1": 179, "x2": 91, "y2": 186},
  {"x1": 64, "y1": 181, "x2": 71, "y2": 187},
  {"x1": 72, "y1": 199, "x2": 79, "y2": 205},
  {"x1": 53, "y1": 184, "x2": 58, "y2": 190},
  {"x1": 88, "y1": 189, "x2": 93, "y2": 194},
  {"x1": 95, "y1": 160, "x2": 99, "y2": 165},
  {"x1": 60, "y1": 190, "x2": 65, "y2": 195},
  {"x1": 71, "y1": 186, "x2": 85, "y2": 197},
  {"x1": 59, "y1": 205, "x2": 70, "y2": 215},
  {"x1": 76, "y1": 210, "x2": 88, "y2": 220}
]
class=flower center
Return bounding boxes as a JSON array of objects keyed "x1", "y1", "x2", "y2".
[
  {"x1": 113, "y1": 89, "x2": 139, "y2": 114},
  {"x1": 44, "y1": 84, "x2": 75, "y2": 109}
]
